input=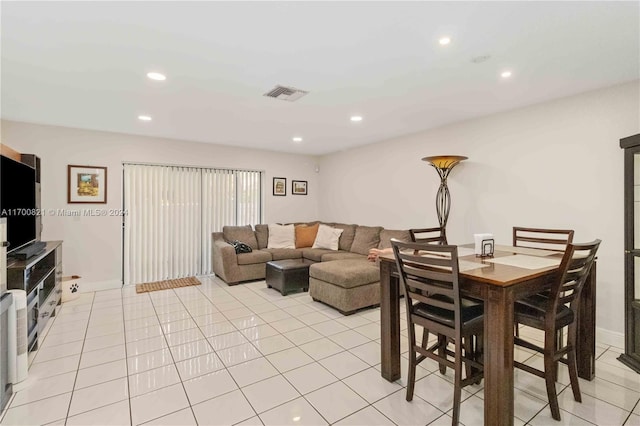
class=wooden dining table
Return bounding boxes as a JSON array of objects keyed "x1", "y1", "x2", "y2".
[{"x1": 378, "y1": 244, "x2": 596, "y2": 426}]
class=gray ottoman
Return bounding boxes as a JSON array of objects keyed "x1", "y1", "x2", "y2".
[{"x1": 266, "y1": 259, "x2": 314, "y2": 296}]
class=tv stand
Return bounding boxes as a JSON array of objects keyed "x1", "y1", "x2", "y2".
[
  {"x1": 7, "y1": 241, "x2": 62, "y2": 352},
  {"x1": 11, "y1": 241, "x2": 46, "y2": 260}
]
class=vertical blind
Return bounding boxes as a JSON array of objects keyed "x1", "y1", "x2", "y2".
[{"x1": 124, "y1": 163, "x2": 263, "y2": 285}]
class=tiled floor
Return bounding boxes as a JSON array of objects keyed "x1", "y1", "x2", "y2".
[{"x1": 1, "y1": 275, "x2": 639, "y2": 425}]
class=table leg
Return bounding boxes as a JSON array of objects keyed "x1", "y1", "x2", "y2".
[
  {"x1": 380, "y1": 260, "x2": 401, "y2": 382},
  {"x1": 484, "y1": 286, "x2": 515, "y2": 426},
  {"x1": 576, "y1": 262, "x2": 596, "y2": 380}
]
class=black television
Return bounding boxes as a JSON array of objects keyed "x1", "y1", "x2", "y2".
[{"x1": 0, "y1": 155, "x2": 37, "y2": 254}]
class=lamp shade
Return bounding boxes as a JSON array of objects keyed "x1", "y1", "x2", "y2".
[{"x1": 421, "y1": 155, "x2": 468, "y2": 170}]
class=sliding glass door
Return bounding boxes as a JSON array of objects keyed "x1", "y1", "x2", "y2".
[{"x1": 123, "y1": 163, "x2": 262, "y2": 285}]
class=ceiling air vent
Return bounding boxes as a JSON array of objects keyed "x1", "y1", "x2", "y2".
[{"x1": 263, "y1": 85, "x2": 309, "y2": 102}]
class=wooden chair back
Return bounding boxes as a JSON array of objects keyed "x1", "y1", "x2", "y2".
[
  {"x1": 549, "y1": 239, "x2": 601, "y2": 318},
  {"x1": 409, "y1": 227, "x2": 447, "y2": 245},
  {"x1": 391, "y1": 239, "x2": 461, "y2": 328},
  {"x1": 513, "y1": 227, "x2": 574, "y2": 252}
]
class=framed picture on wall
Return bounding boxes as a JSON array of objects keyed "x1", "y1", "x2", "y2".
[
  {"x1": 68, "y1": 165, "x2": 107, "y2": 203},
  {"x1": 292, "y1": 180, "x2": 307, "y2": 195},
  {"x1": 273, "y1": 177, "x2": 286, "y2": 196}
]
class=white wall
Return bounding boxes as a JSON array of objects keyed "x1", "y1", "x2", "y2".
[
  {"x1": 319, "y1": 80, "x2": 640, "y2": 341},
  {"x1": 2, "y1": 81, "x2": 637, "y2": 341},
  {"x1": 0, "y1": 121, "x2": 320, "y2": 290}
]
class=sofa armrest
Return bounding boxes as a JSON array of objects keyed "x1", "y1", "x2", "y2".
[{"x1": 212, "y1": 232, "x2": 242, "y2": 284}]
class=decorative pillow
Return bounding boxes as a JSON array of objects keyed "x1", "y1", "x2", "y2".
[
  {"x1": 295, "y1": 223, "x2": 320, "y2": 248},
  {"x1": 223, "y1": 225, "x2": 258, "y2": 250},
  {"x1": 267, "y1": 224, "x2": 295, "y2": 249},
  {"x1": 378, "y1": 229, "x2": 411, "y2": 250},
  {"x1": 227, "y1": 240, "x2": 253, "y2": 254},
  {"x1": 350, "y1": 226, "x2": 383, "y2": 255},
  {"x1": 312, "y1": 224, "x2": 344, "y2": 250}
]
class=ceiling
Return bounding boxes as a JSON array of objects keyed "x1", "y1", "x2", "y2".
[{"x1": 1, "y1": 2, "x2": 638, "y2": 156}]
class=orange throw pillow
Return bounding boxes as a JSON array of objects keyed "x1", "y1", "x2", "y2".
[{"x1": 295, "y1": 223, "x2": 320, "y2": 248}]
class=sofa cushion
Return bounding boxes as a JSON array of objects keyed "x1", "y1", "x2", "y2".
[
  {"x1": 309, "y1": 259, "x2": 379, "y2": 289},
  {"x1": 295, "y1": 223, "x2": 319, "y2": 248},
  {"x1": 321, "y1": 252, "x2": 366, "y2": 262},
  {"x1": 302, "y1": 248, "x2": 336, "y2": 262},
  {"x1": 263, "y1": 248, "x2": 303, "y2": 261},
  {"x1": 268, "y1": 224, "x2": 295, "y2": 249},
  {"x1": 350, "y1": 226, "x2": 383, "y2": 255},
  {"x1": 223, "y1": 225, "x2": 258, "y2": 250},
  {"x1": 378, "y1": 229, "x2": 411, "y2": 250},
  {"x1": 332, "y1": 223, "x2": 357, "y2": 251},
  {"x1": 312, "y1": 224, "x2": 343, "y2": 250},
  {"x1": 236, "y1": 250, "x2": 272, "y2": 265},
  {"x1": 255, "y1": 224, "x2": 269, "y2": 249}
]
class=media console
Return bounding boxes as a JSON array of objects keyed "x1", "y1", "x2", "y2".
[{"x1": 7, "y1": 241, "x2": 62, "y2": 352}]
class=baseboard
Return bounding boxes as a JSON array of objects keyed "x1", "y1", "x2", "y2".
[
  {"x1": 596, "y1": 327, "x2": 625, "y2": 349},
  {"x1": 79, "y1": 279, "x2": 122, "y2": 293}
]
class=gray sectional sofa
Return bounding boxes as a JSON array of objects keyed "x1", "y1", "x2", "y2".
[{"x1": 211, "y1": 223, "x2": 410, "y2": 314}]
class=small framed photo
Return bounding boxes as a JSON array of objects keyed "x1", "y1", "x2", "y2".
[
  {"x1": 292, "y1": 180, "x2": 308, "y2": 195},
  {"x1": 68, "y1": 165, "x2": 107, "y2": 204},
  {"x1": 273, "y1": 177, "x2": 286, "y2": 196}
]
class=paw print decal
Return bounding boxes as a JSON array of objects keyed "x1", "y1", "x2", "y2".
[{"x1": 70, "y1": 283, "x2": 79, "y2": 293}]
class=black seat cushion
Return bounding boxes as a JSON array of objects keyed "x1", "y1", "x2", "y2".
[
  {"x1": 515, "y1": 294, "x2": 574, "y2": 329},
  {"x1": 413, "y1": 295, "x2": 484, "y2": 329}
]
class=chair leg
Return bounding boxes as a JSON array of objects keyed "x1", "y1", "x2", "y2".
[
  {"x1": 406, "y1": 322, "x2": 417, "y2": 401},
  {"x1": 544, "y1": 356, "x2": 561, "y2": 420},
  {"x1": 553, "y1": 329, "x2": 563, "y2": 382},
  {"x1": 463, "y1": 335, "x2": 473, "y2": 380},
  {"x1": 567, "y1": 324, "x2": 582, "y2": 403},
  {"x1": 566, "y1": 348, "x2": 582, "y2": 402},
  {"x1": 421, "y1": 326, "x2": 429, "y2": 349},
  {"x1": 438, "y1": 334, "x2": 447, "y2": 374},
  {"x1": 472, "y1": 334, "x2": 483, "y2": 385},
  {"x1": 406, "y1": 347, "x2": 417, "y2": 401},
  {"x1": 452, "y1": 344, "x2": 463, "y2": 426},
  {"x1": 475, "y1": 334, "x2": 484, "y2": 364},
  {"x1": 543, "y1": 335, "x2": 561, "y2": 421}
]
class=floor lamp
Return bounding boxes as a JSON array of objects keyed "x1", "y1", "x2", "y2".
[{"x1": 421, "y1": 155, "x2": 467, "y2": 242}]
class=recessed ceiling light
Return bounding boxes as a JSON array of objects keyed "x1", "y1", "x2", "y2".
[
  {"x1": 138, "y1": 115, "x2": 152, "y2": 121},
  {"x1": 350, "y1": 116, "x2": 363, "y2": 122},
  {"x1": 501, "y1": 70, "x2": 513, "y2": 78},
  {"x1": 439, "y1": 37, "x2": 451, "y2": 45},
  {"x1": 292, "y1": 137, "x2": 303, "y2": 142},
  {"x1": 146, "y1": 72, "x2": 166, "y2": 81}
]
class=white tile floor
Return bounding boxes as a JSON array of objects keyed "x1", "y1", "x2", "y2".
[{"x1": 1, "y1": 275, "x2": 639, "y2": 425}]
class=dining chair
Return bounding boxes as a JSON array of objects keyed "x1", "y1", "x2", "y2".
[
  {"x1": 409, "y1": 227, "x2": 447, "y2": 245},
  {"x1": 513, "y1": 227, "x2": 575, "y2": 338},
  {"x1": 391, "y1": 239, "x2": 483, "y2": 426},
  {"x1": 513, "y1": 227, "x2": 574, "y2": 252},
  {"x1": 410, "y1": 227, "x2": 481, "y2": 373},
  {"x1": 513, "y1": 239, "x2": 601, "y2": 421}
]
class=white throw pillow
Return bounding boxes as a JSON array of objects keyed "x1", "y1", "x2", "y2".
[
  {"x1": 267, "y1": 224, "x2": 296, "y2": 249},
  {"x1": 312, "y1": 224, "x2": 344, "y2": 250}
]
